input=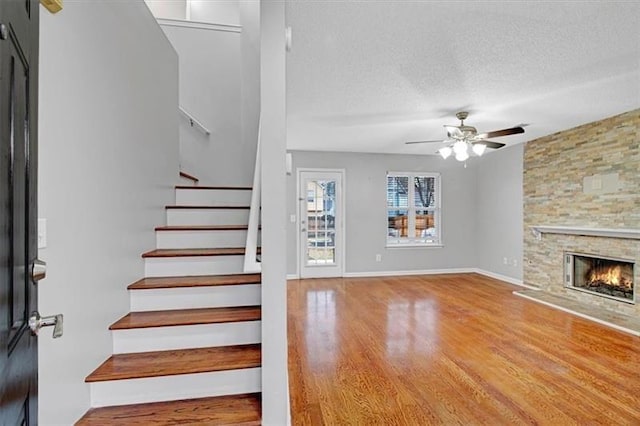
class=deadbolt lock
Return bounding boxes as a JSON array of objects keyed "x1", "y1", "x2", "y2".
[{"x1": 32, "y1": 259, "x2": 47, "y2": 282}]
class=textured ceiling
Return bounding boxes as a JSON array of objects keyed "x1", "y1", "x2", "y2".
[{"x1": 285, "y1": 1, "x2": 640, "y2": 155}]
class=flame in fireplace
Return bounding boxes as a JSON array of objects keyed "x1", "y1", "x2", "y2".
[{"x1": 588, "y1": 265, "x2": 632, "y2": 289}]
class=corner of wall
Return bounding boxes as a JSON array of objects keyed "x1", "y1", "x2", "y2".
[
  {"x1": 473, "y1": 144, "x2": 524, "y2": 282},
  {"x1": 38, "y1": 2, "x2": 179, "y2": 423}
]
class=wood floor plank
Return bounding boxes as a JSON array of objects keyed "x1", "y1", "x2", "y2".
[
  {"x1": 86, "y1": 344, "x2": 261, "y2": 382},
  {"x1": 155, "y1": 225, "x2": 256, "y2": 231},
  {"x1": 109, "y1": 306, "x2": 261, "y2": 330},
  {"x1": 128, "y1": 274, "x2": 261, "y2": 290},
  {"x1": 75, "y1": 393, "x2": 261, "y2": 425},
  {"x1": 178, "y1": 171, "x2": 199, "y2": 184},
  {"x1": 142, "y1": 248, "x2": 256, "y2": 258},
  {"x1": 175, "y1": 185, "x2": 252, "y2": 190},
  {"x1": 165, "y1": 205, "x2": 250, "y2": 209},
  {"x1": 287, "y1": 273, "x2": 640, "y2": 425}
]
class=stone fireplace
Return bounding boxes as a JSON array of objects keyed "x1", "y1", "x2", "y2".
[
  {"x1": 523, "y1": 109, "x2": 640, "y2": 319},
  {"x1": 565, "y1": 252, "x2": 634, "y2": 304}
]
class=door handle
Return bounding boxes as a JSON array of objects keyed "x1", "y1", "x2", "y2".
[
  {"x1": 32, "y1": 259, "x2": 46, "y2": 282},
  {"x1": 29, "y1": 311, "x2": 63, "y2": 338}
]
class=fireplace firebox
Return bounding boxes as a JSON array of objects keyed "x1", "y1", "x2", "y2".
[{"x1": 565, "y1": 252, "x2": 635, "y2": 304}]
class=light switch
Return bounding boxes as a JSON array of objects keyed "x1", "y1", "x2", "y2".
[
  {"x1": 290, "y1": 214, "x2": 297, "y2": 223},
  {"x1": 38, "y1": 218, "x2": 47, "y2": 249}
]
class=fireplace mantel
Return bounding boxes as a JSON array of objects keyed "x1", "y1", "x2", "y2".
[{"x1": 530, "y1": 226, "x2": 640, "y2": 241}]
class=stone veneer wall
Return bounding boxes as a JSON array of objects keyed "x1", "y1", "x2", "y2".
[{"x1": 523, "y1": 109, "x2": 640, "y2": 317}]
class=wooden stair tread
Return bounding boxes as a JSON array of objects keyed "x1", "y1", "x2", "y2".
[
  {"x1": 155, "y1": 225, "x2": 257, "y2": 231},
  {"x1": 110, "y1": 306, "x2": 261, "y2": 330},
  {"x1": 75, "y1": 393, "x2": 261, "y2": 425},
  {"x1": 142, "y1": 247, "x2": 261, "y2": 258},
  {"x1": 128, "y1": 274, "x2": 261, "y2": 290},
  {"x1": 166, "y1": 205, "x2": 250, "y2": 210},
  {"x1": 179, "y1": 171, "x2": 199, "y2": 183},
  {"x1": 85, "y1": 344, "x2": 261, "y2": 382},
  {"x1": 175, "y1": 185, "x2": 252, "y2": 190}
]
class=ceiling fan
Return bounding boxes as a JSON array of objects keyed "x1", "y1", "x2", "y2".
[{"x1": 405, "y1": 111, "x2": 525, "y2": 161}]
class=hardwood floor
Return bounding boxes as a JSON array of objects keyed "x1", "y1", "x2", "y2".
[
  {"x1": 287, "y1": 274, "x2": 640, "y2": 425},
  {"x1": 86, "y1": 344, "x2": 261, "y2": 382},
  {"x1": 109, "y1": 306, "x2": 261, "y2": 330},
  {"x1": 128, "y1": 273, "x2": 261, "y2": 290},
  {"x1": 76, "y1": 394, "x2": 261, "y2": 425}
]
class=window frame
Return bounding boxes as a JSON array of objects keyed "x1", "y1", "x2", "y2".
[{"x1": 386, "y1": 171, "x2": 442, "y2": 248}]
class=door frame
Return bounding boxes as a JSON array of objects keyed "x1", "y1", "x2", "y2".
[{"x1": 296, "y1": 168, "x2": 346, "y2": 278}]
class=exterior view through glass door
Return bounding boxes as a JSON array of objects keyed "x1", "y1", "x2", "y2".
[{"x1": 299, "y1": 170, "x2": 343, "y2": 278}]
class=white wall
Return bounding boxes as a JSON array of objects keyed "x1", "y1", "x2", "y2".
[
  {"x1": 190, "y1": 0, "x2": 239, "y2": 25},
  {"x1": 144, "y1": 0, "x2": 186, "y2": 20},
  {"x1": 38, "y1": 2, "x2": 178, "y2": 424},
  {"x1": 240, "y1": 1, "x2": 260, "y2": 158},
  {"x1": 475, "y1": 144, "x2": 525, "y2": 281},
  {"x1": 145, "y1": 0, "x2": 239, "y2": 25},
  {"x1": 260, "y1": 2, "x2": 289, "y2": 425},
  {"x1": 286, "y1": 151, "x2": 478, "y2": 276},
  {"x1": 161, "y1": 23, "x2": 255, "y2": 186}
]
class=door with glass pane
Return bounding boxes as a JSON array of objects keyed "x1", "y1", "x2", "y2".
[{"x1": 299, "y1": 170, "x2": 343, "y2": 278}]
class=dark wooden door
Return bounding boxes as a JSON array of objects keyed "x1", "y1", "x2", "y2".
[{"x1": 0, "y1": 0, "x2": 39, "y2": 424}]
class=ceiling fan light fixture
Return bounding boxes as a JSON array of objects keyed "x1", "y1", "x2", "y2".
[
  {"x1": 472, "y1": 143, "x2": 487, "y2": 156},
  {"x1": 439, "y1": 146, "x2": 452, "y2": 159},
  {"x1": 455, "y1": 150, "x2": 469, "y2": 162},
  {"x1": 453, "y1": 140, "x2": 467, "y2": 155},
  {"x1": 405, "y1": 112, "x2": 525, "y2": 162}
]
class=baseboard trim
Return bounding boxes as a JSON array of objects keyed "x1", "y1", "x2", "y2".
[
  {"x1": 288, "y1": 268, "x2": 539, "y2": 289},
  {"x1": 289, "y1": 269, "x2": 473, "y2": 280},
  {"x1": 342, "y1": 268, "x2": 474, "y2": 278},
  {"x1": 472, "y1": 269, "x2": 538, "y2": 289}
]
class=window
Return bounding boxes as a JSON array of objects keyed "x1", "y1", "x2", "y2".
[{"x1": 386, "y1": 172, "x2": 441, "y2": 246}]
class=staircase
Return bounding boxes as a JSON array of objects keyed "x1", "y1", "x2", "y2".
[{"x1": 76, "y1": 175, "x2": 262, "y2": 425}]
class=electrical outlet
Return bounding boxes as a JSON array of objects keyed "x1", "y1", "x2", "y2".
[
  {"x1": 290, "y1": 214, "x2": 296, "y2": 223},
  {"x1": 375, "y1": 254, "x2": 382, "y2": 262},
  {"x1": 512, "y1": 259, "x2": 518, "y2": 267},
  {"x1": 503, "y1": 257, "x2": 508, "y2": 265}
]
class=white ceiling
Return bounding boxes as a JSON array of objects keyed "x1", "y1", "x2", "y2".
[{"x1": 285, "y1": 1, "x2": 640, "y2": 155}]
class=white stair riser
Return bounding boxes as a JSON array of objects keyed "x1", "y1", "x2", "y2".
[
  {"x1": 175, "y1": 189, "x2": 251, "y2": 206},
  {"x1": 112, "y1": 321, "x2": 261, "y2": 354},
  {"x1": 130, "y1": 284, "x2": 261, "y2": 311},
  {"x1": 145, "y1": 255, "x2": 244, "y2": 277},
  {"x1": 89, "y1": 368, "x2": 261, "y2": 407},
  {"x1": 156, "y1": 230, "x2": 260, "y2": 249},
  {"x1": 167, "y1": 209, "x2": 249, "y2": 226}
]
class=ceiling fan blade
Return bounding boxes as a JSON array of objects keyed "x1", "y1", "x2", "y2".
[
  {"x1": 473, "y1": 140, "x2": 505, "y2": 149},
  {"x1": 405, "y1": 139, "x2": 446, "y2": 145},
  {"x1": 477, "y1": 126, "x2": 525, "y2": 139}
]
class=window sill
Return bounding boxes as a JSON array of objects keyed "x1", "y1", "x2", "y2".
[{"x1": 386, "y1": 244, "x2": 444, "y2": 249}]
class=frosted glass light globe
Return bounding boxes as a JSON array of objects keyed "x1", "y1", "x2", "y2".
[
  {"x1": 455, "y1": 150, "x2": 469, "y2": 162},
  {"x1": 439, "y1": 146, "x2": 452, "y2": 159},
  {"x1": 472, "y1": 143, "x2": 487, "y2": 156},
  {"x1": 453, "y1": 140, "x2": 468, "y2": 155}
]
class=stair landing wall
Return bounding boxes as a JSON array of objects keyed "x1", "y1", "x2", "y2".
[{"x1": 37, "y1": 3, "x2": 179, "y2": 424}]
